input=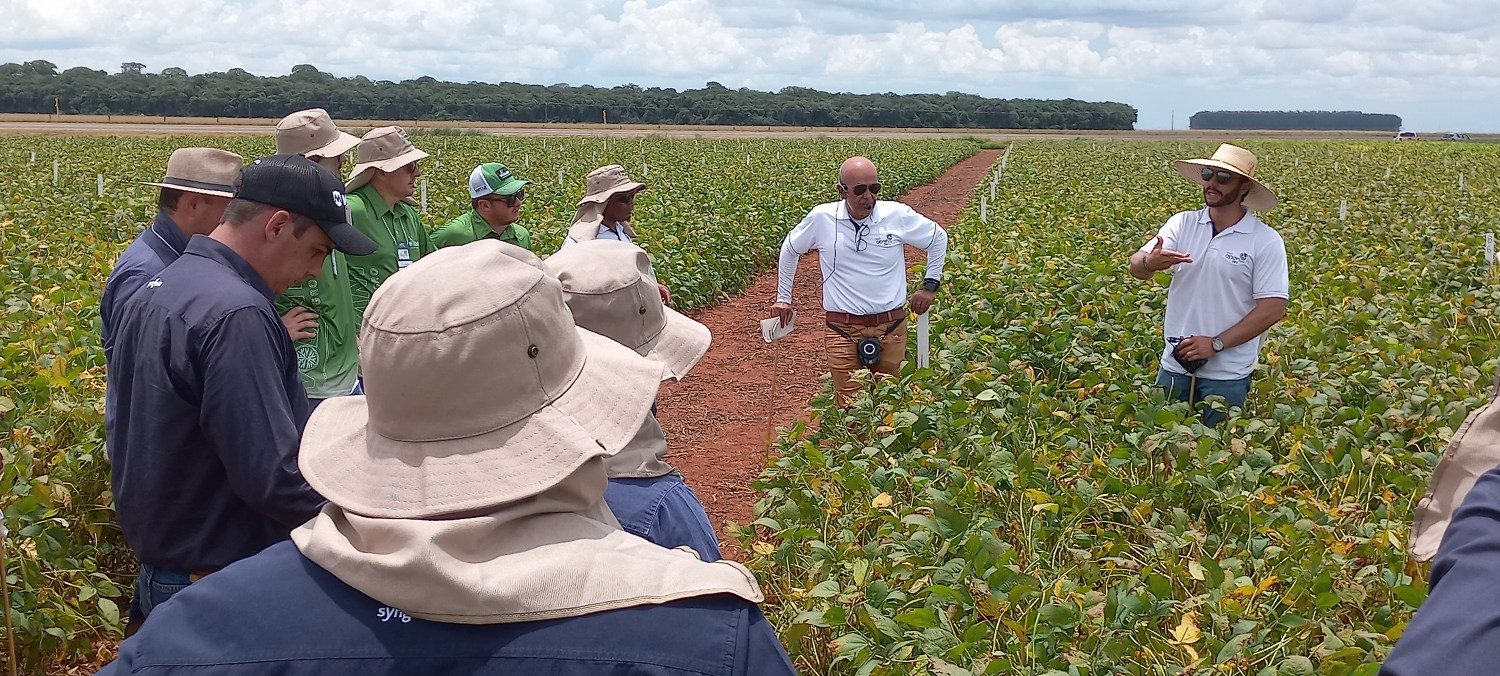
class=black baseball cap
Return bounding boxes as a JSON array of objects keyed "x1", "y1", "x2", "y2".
[{"x1": 235, "y1": 154, "x2": 377, "y2": 256}]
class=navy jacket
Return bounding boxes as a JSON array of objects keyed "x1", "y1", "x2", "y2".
[
  {"x1": 1384, "y1": 465, "x2": 1500, "y2": 673},
  {"x1": 101, "y1": 213, "x2": 189, "y2": 360},
  {"x1": 607, "y1": 474, "x2": 724, "y2": 562},
  {"x1": 101, "y1": 541, "x2": 797, "y2": 675},
  {"x1": 104, "y1": 236, "x2": 324, "y2": 573}
]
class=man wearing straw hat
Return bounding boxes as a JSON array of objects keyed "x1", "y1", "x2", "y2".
[
  {"x1": 1128, "y1": 143, "x2": 1289, "y2": 425},
  {"x1": 274, "y1": 109, "x2": 365, "y2": 410},
  {"x1": 102, "y1": 241, "x2": 795, "y2": 675},
  {"x1": 106, "y1": 155, "x2": 376, "y2": 623},
  {"x1": 546, "y1": 240, "x2": 720, "y2": 560},
  {"x1": 431, "y1": 162, "x2": 533, "y2": 250},
  {"x1": 343, "y1": 126, "x2": 433, "y2": 320},
  {"x1": 101, "y1": 147, "x2": 241, "y2": 359}
]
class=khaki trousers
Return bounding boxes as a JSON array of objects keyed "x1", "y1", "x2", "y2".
[{"x1": 825, "y1": 318, "x2": 907, "y2": 405}]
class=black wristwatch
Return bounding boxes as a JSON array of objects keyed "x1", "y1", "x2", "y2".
[{"x1": 921, "y1": 278, "x2": 941, "y2": 293}]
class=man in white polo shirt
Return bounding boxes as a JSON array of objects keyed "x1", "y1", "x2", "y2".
[
  {"x1": 1128, "y1": 143, "x2": 1289, "y2": 425},
  {"x1": 770, "y1": 156, "x2": 948, "y2": 406}
]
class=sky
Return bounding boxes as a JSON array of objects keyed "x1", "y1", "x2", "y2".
[{"x1": 2, "y1": 0, "x2": 1495, "y2": 132}]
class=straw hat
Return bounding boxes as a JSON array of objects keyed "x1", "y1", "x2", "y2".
[
  {"x1": 275, "y1": 108, "x2": 359, "y2": 159},
  {"x1": 1174, "y1": 143, "x2": 1277, "y2": 211},
  {"x1": 298, "y1": 240, "x2": 664, "y2": 519},
  {"x1": 344, "y1": 126, "x2": 429, "y2": 192},
  {"x1": 545, "y1": 240, "x2": 710, "y2": 381},
  {"x1": 577, "y1": 165, "x2": 646, "y2": 206},
  {"x1": 140, "y1": 147, "x2": 243, "y2": 198}
]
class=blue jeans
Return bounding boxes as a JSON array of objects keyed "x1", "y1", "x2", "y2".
[
  {"x1": 605, "y1": 475, "x2": 722, "y2": 562},
  {"x1": 128, "y1": 563, "x2": 193, "y2": 623},
  {"x1": 1155, "y1": 369, "x2": 1251, "y2": 426}
]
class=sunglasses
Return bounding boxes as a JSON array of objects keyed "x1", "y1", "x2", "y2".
[
  {"x1": 483, "y1": 190, "x2": 525, "y2": 206},
  {"x1": 1199, "y1": 168, "x2": 1239, "y2": 185},
  {"x1": 840, "y1": 182, "x2": 881, "y2": 196},
  {"x1": 610, "y1": 193, "x2": 636, "y2": 205},
  {"x1": 845, "y1": 220, "x2": 871, "y2": 252}
]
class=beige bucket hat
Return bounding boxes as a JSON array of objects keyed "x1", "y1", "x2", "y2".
[
  {"x1": 344, "y1": 126, "x2": 429, "y2": 192},
  {"x1": 1410, "y1": 378, "x2": 1500, "y2": 561},
  {"x1": 140, "y1": 147, "x2": 243, "y2": 198},
  {"x1": 299, "y1": 240, "x2": 665, "y2": 519},
  {"x1": 545, "y1": 240, "x2": 710, "y2": 381},
  {"x1": 275, "y1": 108, "x2": 359, "y2": 159},
  {"x1": 578, "y1": 164, "x2": 646, "y2": 206},
  {"x1": 1174, "y1": 143, "x2": 1278, "y2": 212}
]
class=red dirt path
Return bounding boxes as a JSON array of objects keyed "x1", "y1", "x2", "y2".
[{"x1": 659, "y1": 148, "x2": 1004, "y2": 559}]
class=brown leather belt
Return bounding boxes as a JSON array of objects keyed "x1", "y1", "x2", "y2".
[{"x1": 825, "y1": 308, "x2": 905, "y2": 326}]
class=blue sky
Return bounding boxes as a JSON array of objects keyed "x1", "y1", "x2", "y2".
[{"x1": 3, "y1": 0, "x2": 1495, "y2": 131}]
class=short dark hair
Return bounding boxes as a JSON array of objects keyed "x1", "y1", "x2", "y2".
[
  {"x1": 220, "y1": 198, "x2": 315, "y2": 237},
  {"x1": 157, "y1": 187, "x2": 185, "y2": 212}
]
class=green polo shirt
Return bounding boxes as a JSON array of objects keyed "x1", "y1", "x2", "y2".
[
  {"x1": 344, "y1": 184, "x2": 434, "y2": 321},
  {"x1": 430, "y1": 210, "x2": 533, "y2": 251},
  {"x1": 275, "y1": 251, "x2": 359, "y2": 399}
]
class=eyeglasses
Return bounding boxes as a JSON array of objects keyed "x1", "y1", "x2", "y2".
[
  {"x1": 610, "y1": 193, "x2": 636, "y2": 205},
  {"x1": 839, "y1": 182, "x2": 881, "y2": 196},
  {"x1": 1199, "y1": 168, "x2": 1238, "y2": 185}
]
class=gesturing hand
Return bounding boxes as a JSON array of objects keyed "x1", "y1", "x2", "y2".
[
  {"x1": 281, "y1": 306, "x2": 319, "y2": 342},
  {"x1": 1145, "y1": 235, "x2": 1192, "y2": 271}
]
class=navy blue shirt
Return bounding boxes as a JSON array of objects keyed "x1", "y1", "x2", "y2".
[
  {"x1": 104, "y1": 235, "x2": 324, "y2": 573},
  {"x1": 100, "y1": 212, "x2": 189, "y2": 360},
  {"x1": 607, "y1": 474, "x2": 724, "y2": 562},
  {"x1": 1384, "y1": 464, "x2": 1500, "y2": 674},
  {"x1": 101, "y1": 541, "x2": 797, "y2": 675}
]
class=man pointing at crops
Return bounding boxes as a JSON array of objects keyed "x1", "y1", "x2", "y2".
[
  {"x1": 1127, "y1": 144, "x2": 1289, "y2": 425},
  {"x1": 770, "y1": 156, "x2": 948, "y2": 406}
]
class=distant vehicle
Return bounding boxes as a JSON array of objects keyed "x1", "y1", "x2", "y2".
[
  {"x1": 1394, "y1": 131, "x2": 1418, "y2": 141},
  {"x1": 1443, "y1": 132, "x2": 1471, "y2": 141}
]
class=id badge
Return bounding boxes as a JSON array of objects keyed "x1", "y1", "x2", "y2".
[{"x1": 396, "y1": 246, "x2": 412, "y2": 269}]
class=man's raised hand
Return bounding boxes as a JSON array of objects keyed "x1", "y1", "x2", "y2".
[{"x1": 1145, "y1": 235, "x2": 1192, "y2": 271}]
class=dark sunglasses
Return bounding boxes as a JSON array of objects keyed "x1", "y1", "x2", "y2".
[
  {"x1": 1199, "y1": 168, "x2": 1238, "y2": 185},
  {"x1": 610, "y1": 192, "x2": 636, "y2": 204},
  {"x1": 840, "y1": 182, "x2": 881, "y2": 196},
  {"x1": 484, "y1": 190, "x2": 525, "y2": 206}
]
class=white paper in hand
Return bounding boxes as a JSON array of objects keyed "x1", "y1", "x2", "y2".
[{"x1": 760, "y1": 312, "x2": 796, "y2": 343}]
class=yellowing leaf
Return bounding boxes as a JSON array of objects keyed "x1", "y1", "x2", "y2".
[
  {"x1": 870, "y1": 492, "x2": 893, "y2": 509},
  {"x1": 751, "y1": 541, "x2": 776, "y2": 556},
  {"x1": 1169, "y1": 611, "x2": 1202, "y2": 645}
]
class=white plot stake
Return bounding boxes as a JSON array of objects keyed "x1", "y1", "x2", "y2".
[
  {"x1": 980, "y1": 195, "x2": 988, "y2": 222},
  {"x1": 1486, "y1": 233, "x2": 1495, "y2": 268},
  {"x1": 420, "y1": 177, "x2": 428, "y2": 214},
  {"x1": 642, "y1": 163, "x2": 649, "y2": 178},
  {"x1": 1339, "y1": 199, "x2": 1347, "y2": 221},
  {"x1": 1385, "y1": 167, "x2": 1391, "y2": 179},
  {"x1": 524, "y1": 154, "x2": 530, "y2": 170},
  {"x1": 916, "y1": 313, "x2": 930, "y2": 369},
  {"x1": 1460, "y1": 172, "x2": 1466, "y2": 190},
  {"x1": 97, "y1": 174, "x2": 104, "y2": 196},
  {"x1": 53, "y1": 159, "x2": 59, "y2": 184},
  {"x1": 29, "y1": 151, "x2": 35, "y2": 165},
  {"x1": 747, "y1": 153, "x2": 752, "y2": 167},
  {"x1": 558, "y1": 168, "x2": 565, "y2": 186}
]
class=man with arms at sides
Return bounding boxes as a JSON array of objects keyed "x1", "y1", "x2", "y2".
[
  {"x1": 103, "y1": 241, "x2": 795, "y2": 675},
  {"x1": 100, "y1": 148, "x2": 240, "y2": 359},
  {"x1": 546, "y1": 240, "x2": 720, "y2": 561},
  {"x1": 342, "y1": 126, "x2": 433, "y2": 321},
  {"x1": 105, "y1": 155, "x2": 376, "y2": 622},
  {"x1": 561, "y1": 164, "x2": 669, "y2": 301},
  {"x1": 432, "y1": 162, "x2": 532, "y2": 250},
  {"x1": 273, "y1": 109, "x2": 364, "y2": 410},
  {"x1": 770, "y1": 156, "x2": 947, "y2": 407},
  {"x1": 1127, "y1": 143, "x2": 1288, "y2": 426}
]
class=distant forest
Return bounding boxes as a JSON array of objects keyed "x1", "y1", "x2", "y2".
[
  {"x1": 0, "y1": 60, "x2": 1138, "y2": 130},
  {"x1": 1191, "y1": 110, "x2": 1402, "y2": 131}
]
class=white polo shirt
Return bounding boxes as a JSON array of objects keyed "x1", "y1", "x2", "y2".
[
  {"x1": 1139, "y1": 207, "x2": 1289, "y2": 380},
  {"x1": 777, "y1": 200, "x2": 948, "y2": 315}
]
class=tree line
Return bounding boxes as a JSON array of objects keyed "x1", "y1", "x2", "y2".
[
  {"x1": 1190, "y1": 110, "x2": 1402, "y2": 132},
  {"x1": 0, "y1": 60, "x2": 1138, "y2": 130}
]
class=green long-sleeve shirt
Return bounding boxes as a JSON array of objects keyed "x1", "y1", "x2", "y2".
[
  {"x1": 344, "y1": 184, "x2": 433, "y2": 321},
  {"x1": 430, "y1": 210, "x2": 532, "y2": 251},
  {"x1": 275, "y1": 251, "x2": 359, "y2": 399}
]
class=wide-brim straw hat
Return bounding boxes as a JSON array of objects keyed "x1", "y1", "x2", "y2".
[
  {"x1": 140, "y1": 147, "x2": 243, "y2": 198},
  {"x1": 275, "y1": 108, "x2": 359, "y2": 159},
  {"x1": 1174, "y1": 143, "x2": 1277, "y2": 211},
  {"x1": 299, "y1": 240, "x2": 664, "y2": 519},
  {"x1": 544, "y1": 240, "x2": 710, "y2": 381},
  {"x1": 577, "y1": 164, "x2": 646, "y2": 206},
  {"x1": 345, "y1": 126, "x2": 429, "y2": 192}
]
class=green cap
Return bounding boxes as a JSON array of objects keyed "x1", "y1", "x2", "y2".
[{"x1": 468, "y1": 163, "x2": 528, "y2": 199}]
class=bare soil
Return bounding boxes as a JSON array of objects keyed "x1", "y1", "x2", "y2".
[{"x1": 659, "y1": 149, "x2": 1005, "y2": 559}]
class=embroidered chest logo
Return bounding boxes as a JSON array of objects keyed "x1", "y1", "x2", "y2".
[
  {"x1": 1223, "y1": 252, "x2": 1250, "y2": 265},
  {"x1": 377, "y1": 606, "x2": 412, "y2": 623},
  {"x1": 873, "y1": 232, "x2": 899, "y2": 247},
  {"x1": 145, "y1": 279, "x2": 163, "y2": 288},
  {"x1": 296, "y1": 344, "x2": 320, "y2": 369}
]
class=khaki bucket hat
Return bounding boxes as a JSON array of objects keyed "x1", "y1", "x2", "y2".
[
  {"x1": 578, "y1": 164, "x2": 646, "y2": 206},
  {"x1": 345, "y1": 126, "x2": 429, "y2": 192},
  {"x1": 299, "y1": 240, "x2": 665, "y2": 518},
  {"x1": 275, "y1": 108, "x2": 359, "y2": 159},
  {"x1": 1174, "y1": 143, "x2": 1277, "y2": 212},
  {"x1": 545, "y1": 240, "x2": 710, "y2": 381},
  {"x1": 140, "y1": 147, "x2": 243, "y2": 198}
]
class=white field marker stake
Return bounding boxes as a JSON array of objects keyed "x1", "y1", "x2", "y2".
[
  {"x1": 29, "y1": 151, "x2": 35, "y2": 165},
  {"x1": 917, "y1": 313, "x2": 930, "y2": 369},
  {"x1": 524, "y1": 154, "x2": 530, "y2": 170},
  {"x1": 1460, "y1": 172, "x2": 1466, "y2": 190},
  {"x1": 1486, "y1": 233, "x2": 1495, "y2": 268},
  {"x1": 642, "y1": 162, "x2": 649, "y2": 178},
  {"x1": 1339, "y1": 198, "x2": 1347, "y2": 221},
  {"x1": 980, "y1": 195, "x2": 988, "y2": 222},
  {"x1": 97, "y1": 174, "x2": 104, "y2": 196},
  {"x1": 1385, "y1": 167, "x2": 1391, "y2": 179},
  {"x1": 558, "y1": 168, "x2": 565, "y2": 186},
  {"x1": 53, "y1": 159, "x2": 59, "y2": 184},
  {"x1": 420, "y1": 177, "x2": 428, "y2": 214}
]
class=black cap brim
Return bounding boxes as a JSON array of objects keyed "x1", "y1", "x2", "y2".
[{"x1": 320, "y1": 219, "x2": 377, "y2": 256}]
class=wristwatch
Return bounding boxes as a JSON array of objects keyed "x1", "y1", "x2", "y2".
[
  {"x1": 1211, "y1": 336, "x2": 1224, "y2": 352},
  {"x1": 921, "y1": 278, "x2": 941, "y2": 293}
]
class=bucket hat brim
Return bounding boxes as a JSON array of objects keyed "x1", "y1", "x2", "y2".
[
  {"x1": 346, "y1": 147, "x2": 431, "y2": 192},
  {"x1": 139, "y1": 179, "x2": 236, "y2": 199},
  {"x1": 1174, "y1": 159, "x2": 1277, "y2": 212},
  {"x1": 578, "y1": 180, "x2": 646, "y2": 207},
  {"x1": 643, "y1": 308, "x2": 712, "y2": 381},
  {"x1": 299, "y1": 328, "x2": 663, "y2": 519},
  {"x1": 307, "y1": 132, "x2": 360, "y2": 160}
]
